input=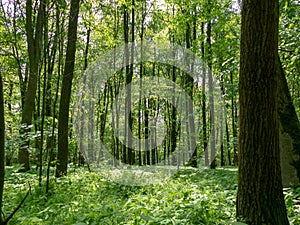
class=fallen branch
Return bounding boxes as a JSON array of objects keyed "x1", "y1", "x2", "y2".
[{"x1": 2, "y1": 183, "x2": 31, "y2": 225}]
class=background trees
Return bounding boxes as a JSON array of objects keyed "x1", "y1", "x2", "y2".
[
  {"x1": 0, "y1": 0, "x2": 298, "y2": 181},
  {"x1": 0, "y1": 0, "x2": 299, "y2": 222},
  {"x1": 0, "y1": 0, "x2": 298, "y2": 176}
]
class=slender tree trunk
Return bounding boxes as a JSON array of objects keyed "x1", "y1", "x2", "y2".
[
  {"x1": 170, "y1": 66, "x2": 177, "y2": 162},
  {"x1": 220, "y1": 77, "x2": 225, "y2": 167},
  {"x1": 237, "y1": 0, "x2": 289, "y2": 223},
  {"x1": 207, "y1": 18, "x2": 216, "y2": 169},
  {"x1": 78, "y1": 26, "x2": 90, "y2": 166},
  {"x1": 0, "y1": 70, "x2": 5, "y2": 224},
  {"x1": 201, "y1": 22, "x2": 208, "y2": 166},
  {"x1": 19, "y1": 0, "x2": 46, "y2": 172},
  {"x1": 39, "y1": 14, "x2": 49, "y2": 186},
  {"x1": 225, "y1": 118, "x2": 231, "y2": 165},
  {"x1": 185, "y1": 13, "x2": 197, "y2": 168},
  {"x1": 123, "y1": 4, "x2": 129, "y2": 164},
  {"x1": 127, "y1": 0, "x2": 135, "y2": 165},
  {"x1": 169, "y1": 4, "x2": 177, "y2": 165},
  {"x1": 98, "y1": 83, "x2": 109, "y2": 162},
  {"x1": 46, "y1": 16, "x2": 64, "y2": 194},
  {"x1": 230, "y1": 71, "x2": 238, "y2": 165},
  {"x1": 145, "y1": 98, "x2": 150, "y2": 165},
  {"x1": 45, "y1": 6, "x2": 60, "y2": 163},
  {"x1": 138, "y1": 0, "x2": 146, "y2": 166},
  {"x1": 56, "y1": 0, "x2": 80, "y2": 177}
]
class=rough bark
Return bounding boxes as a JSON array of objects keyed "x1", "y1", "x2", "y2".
[
  {"x1": 56, "y1": 0, "x2": 80, "y2": 177},
  {"x1": 236, "y1": 0, "x2": 289, "y2": 224}
]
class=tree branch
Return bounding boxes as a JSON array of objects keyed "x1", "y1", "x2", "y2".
[{"x1": 2, "y1": 183, "x2": 31, "y2": 225}]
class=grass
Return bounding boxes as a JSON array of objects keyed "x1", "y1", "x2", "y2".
[{"x1": 2, "y1": 166, "x2": 300, "y2": 225}]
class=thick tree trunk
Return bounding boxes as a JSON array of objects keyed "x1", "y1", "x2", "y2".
[
  {"x1": 56, "y1": 0, "x2": 80, "y2": 177},
  {"x1": 237, "y1": 0, "x2": 289, "y2": 224}
]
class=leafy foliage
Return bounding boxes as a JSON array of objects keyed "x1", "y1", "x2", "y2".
[{"x1": 2, "y1": 166, "x2": 300, "y2": 224}]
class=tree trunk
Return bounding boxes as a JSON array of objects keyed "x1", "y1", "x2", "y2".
[
  {"x1": 207, "y1": 18, "x2": 216, "y2": 169},
  {"x1": 236, "y1": 0, "x2": 289, "y2": 224},
  {"x1": 0, "y1": 70, "x2": 5, "y2": 224},
  {"x1": 220, "y1": 76, "x2": 225, "y2": 167},
  {"x1": 138, "y1": 0, "x2": 146, "y2": 166},
  {"x1": 56, "y1": 0, "x2": 80, "y2": 177},
  {"x1": 230, "y1": 71, "x2": 238, "y2": 165},
  {"x1": 201, "y1": 22, "x2": 208, "y2": 166},
  {"x1": 45, "y1": 5, "x2": 60, "y2": 164},
  {"x1": 127, "y1": 0, "x2": 135, "y2": 165},
  {"x1": 185, "y1": 12, "x2": 197, "y2": 168},
  {"x1": 225, "y1": 118, "x2": 231, "y2": 165},
  {"x1": 123, "y1": 4, "x2": 129, "y2": 164},
  {"x1": 19, "y1": 0, "x2": 46, "y2": 172}
]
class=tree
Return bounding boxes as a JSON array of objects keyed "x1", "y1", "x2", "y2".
[
  {"x1": 56, "y1": 0, "x2": 80, "y2": 177},
  {"x1": 19, "y1": 0, "x2": 46, "y2": 171},
  {"x1": 236, "y1": 0, "x2": 289, "y2": 224},
  {"x1": 207, "y1": 11, "x2": 216, "y2": 169},
  {"x1": 0, "y1": 69, "x2": 5, "y2": 224}
]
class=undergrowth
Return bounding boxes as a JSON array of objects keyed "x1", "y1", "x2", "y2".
[{"x1": 2, "y1": 166, "x2": 299, "y2": 225}]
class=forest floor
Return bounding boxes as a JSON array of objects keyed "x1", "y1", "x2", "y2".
[{"x1": 2, "y1": 166, "x2": 300, "y2": 225}]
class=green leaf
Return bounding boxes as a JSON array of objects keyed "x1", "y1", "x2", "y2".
[{"x1": 140, "y1": 214, "x2": 155, "y2": 221}]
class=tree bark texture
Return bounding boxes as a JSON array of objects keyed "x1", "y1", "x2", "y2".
[{"x1": 237, "y1": 0, "x2": 289, "y2": 224}]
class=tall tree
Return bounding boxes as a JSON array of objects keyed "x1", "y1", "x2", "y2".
[
  {"x1": 123, "y1": 3, "x2": 129, "y2": 164},
  {"x1": 207, "y1": 18, "x2": 216, "y2": 169},
  {"x1": 56, "y1": 0, "x2": 80, "y2": 177},
  {"x1": 0, "y1": 70, "x2": 5, "y2": 224},
  {"x1": 230, "y1": 71, "x2": 238, "y2": 165},
  {"x1": 237, "y1": 0, "x2": 289, "y2": 224},
  {"x1": 201, "y1": 21, "x2": 209, "y2": 166},
  {"x1": 19, "y1": 0, "x2": 46, "y2": 171},
  {"x1": 185, "y1": 5, "x2": 197, "y2": 168}
]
